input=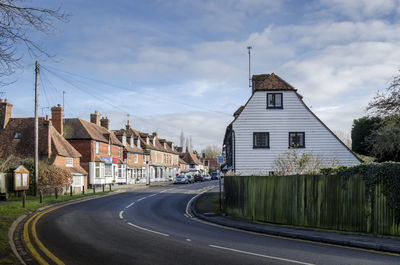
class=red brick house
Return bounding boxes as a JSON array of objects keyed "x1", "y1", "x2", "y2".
[
  {"x1": 0, "y1": 100, "x2": 87, "y2": 192},
  {"x1": 63, "y1": 111, "x2": 125, "y2": 187}
]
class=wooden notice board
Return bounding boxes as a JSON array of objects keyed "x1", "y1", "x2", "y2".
[{"x1": 14, "y1": 165, "x2": 30, "y2": 191}]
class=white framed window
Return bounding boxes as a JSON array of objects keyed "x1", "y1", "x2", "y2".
[
  {"x1": 66, "y1": 157, "x2": 73, "y2": 167},
  {"x1": 118, "y1": 146, "x2": 121, "y2": 158},
  {"x1": 95, "y1": 141, "x2": 100, "y2": 154},
  {"x1": 134, "y1": 154, "x2": 138, "y2": 163},
  {"x1": 130, "y1": 137, "x2": 134, "y2": 147},
  {"x1": 95, "y1": 162, "x2": 101, "y2": 178},
  {"x1": 105, "y1": 164, "x2": 112, "y2": 177},
  {"x1": 108, "y1": 143, "x2": 111, "y2": 156},
  {"x1": 118, "y1": 164, "x2": 122, "y2": 178}
]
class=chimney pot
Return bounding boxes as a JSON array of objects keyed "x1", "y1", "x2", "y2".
[
  {"x1": 4, "y1": 98, "x2": 7, "y2": 103},
  {"x1": 0, "y1": 98, "x2": 2, "y2": 102}
]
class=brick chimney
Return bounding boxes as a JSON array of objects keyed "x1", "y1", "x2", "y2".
[
  {"x1": 51, "y1": 104, "x2": 63, "y2": 135},
  {"x1": 126, "y1": 120, "x2": 131, "y2": 130},
  {"x1": 100, "y1": 116, "x2": 110, "y2": 130},
  {"x1": 0, "y1": 98, "x2": 12, "y2": 129},
  {"x1": 90, "y1": 110, "x2": 100, "y2": 126}
]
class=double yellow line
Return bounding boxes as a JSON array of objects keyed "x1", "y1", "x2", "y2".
[{"x1": 23, "y1": 198, "x2": 96, "y2": 265}]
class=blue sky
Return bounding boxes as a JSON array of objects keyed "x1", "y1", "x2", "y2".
[{"x1": 2, "y1": 0, "x2": 400, "y2": 150}]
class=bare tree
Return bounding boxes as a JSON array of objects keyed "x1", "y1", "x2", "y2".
[
  {"x1": 201, "y1": 145, "x2": 222, "y2": 158},
  {"x1": 367, "y1": 71, "x2": 400, "y2": 116},
  {"x1": 333, "y1": 130, "x2": 352, "y2": 149},
  {"x1": 0, "y1": 0, "x2": 68, "y2": 80}
]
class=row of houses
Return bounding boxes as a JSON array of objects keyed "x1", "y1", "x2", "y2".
[{"x1": 0, "y1": 99, "x2": 212, "y2": 191}]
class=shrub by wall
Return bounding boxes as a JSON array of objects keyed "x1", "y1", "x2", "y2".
[{"x1": 224, "y1": 162, "x2": 400, "y2": 236}]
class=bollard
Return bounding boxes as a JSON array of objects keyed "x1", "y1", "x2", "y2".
[
  {"x1": 70, "y1": 186, "x2": 73, "y2": 196},
  {"x1": 40, "y1": 190, "x2": 43, "y2": 203},
  {"x1": 55, "y1": 188, "x2": 58, "y2": 199},
  {"x1": 82, "y1": 186, "x2": 85, "y2": 195},
  {"x1": 109, "y1": 184, "x2": 111, "y2": 192},
  {"x1": 22, "y1": 191, "x2": 26, "y2": 208},
  {"x1": 102, "y1": 184, "x2": 105, "y2": 192},
  {"x1": 93, "y1": 185, "x2": 96, "y2": 194}
]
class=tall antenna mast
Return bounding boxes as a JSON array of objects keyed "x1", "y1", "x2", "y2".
[{"x1": 247, "y1": 46, "x2": 252, "y2": 88}]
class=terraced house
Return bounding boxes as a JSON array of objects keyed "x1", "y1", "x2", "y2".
[
  {"x1": 119, "y1": 122, "x2": 180, "y2": 181},
  {"x1": 113, "y1": 122, "x2": 146, "y2": 184},
  {"x1": 63, "y1": 111, "x2": 125, "y2": 187},
  {"x1": 0, "y1": 101, "x2": 87, "y2": 192}
]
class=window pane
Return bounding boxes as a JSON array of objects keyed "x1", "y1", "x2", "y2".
[
  {"x1": 289, "y1": 133, "x2": 296, "y2": 146},
  {"x1": 267, "y1": 94, "x2": 274, "y2": 107},
  {"x1": 298, "y1": 133, "x2": 304, "y2": 147},
  {"x1": 275, "y1": 94, "x2": 282, "y2": 107}
]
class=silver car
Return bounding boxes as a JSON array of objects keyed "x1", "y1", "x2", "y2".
[{"x1": 174, "y1": 174, "x2": 189, "y2": 184}]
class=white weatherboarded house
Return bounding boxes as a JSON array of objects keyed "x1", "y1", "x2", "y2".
[{"x1": 223, "y1": 73, "x2": 361, "y2": 175}]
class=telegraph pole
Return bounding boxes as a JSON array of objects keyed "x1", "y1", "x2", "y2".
[
  {"x1": 34, "y1": 61, "x2": 39, "y2": 196},
  {"x1": 62, "y1": 91, "x2": 66, "y2": 116},
  {"x1": 247, "y1": 46, "x2": 252, "y2": 88}
]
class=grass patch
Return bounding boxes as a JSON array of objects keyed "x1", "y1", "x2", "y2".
[{"x1": 0, "y1": 190, "x2": 111, "y2": 264}]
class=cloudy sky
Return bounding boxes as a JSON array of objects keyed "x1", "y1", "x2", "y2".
[{"x1": 2, "y1": 0, "x2": 400, "y2": 150}]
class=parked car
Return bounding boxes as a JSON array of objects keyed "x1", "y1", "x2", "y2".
[
  {"x1": 210, "y1": 172, "x2": 218, "y2": 180},
  {"x1": 194, "y1": 174, "x2": 204, "y2": 182},
  {"x1": 203, "y1": 174, "x2": 211, "y2": 181},
  {"x1": 186, "y1": 174, "x2": 195, "y2": 183},
  {"x1": 174, "y1": 174, "x2": 189, "y2": 184}
]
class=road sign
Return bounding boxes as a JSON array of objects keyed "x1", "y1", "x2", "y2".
[{"x1": 217, "y1": 156, "x2": 225, "y2": 164}]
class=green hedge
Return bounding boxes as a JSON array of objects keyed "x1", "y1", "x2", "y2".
[{"x1": 224, "y1": 162, "x2": 400, "y2": 236}]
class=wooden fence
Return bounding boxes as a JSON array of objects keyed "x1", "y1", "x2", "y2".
[{"x1": 224, "y1": 174, "x2": 400, "y2": 236}]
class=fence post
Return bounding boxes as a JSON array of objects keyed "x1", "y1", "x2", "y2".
[
  {"x1": 109, "y1": 184, "x2": 111, "y2": 191},
  {"x1": 93, "y1": 185, "x2": 96, "y2": 195},
  {"x1": 40, "y1": 190, "x2": 43, "y2": 203},
  {"x1": 55, "y1": 188, "x2": 58, "y2": 199},
  {"x1": 82, "y1": 186, "x2": 85, "y2": 195},
  {"x1": 22, "y1": 190, "x2": 26, "y2": 208},
  {"x1": 70, "y1": 186, "x2": 73, "y2": 196},
  {"x1": 102, "y1": 184, "x2": 105, "y2": 192}
]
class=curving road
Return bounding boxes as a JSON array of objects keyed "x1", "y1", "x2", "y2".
[{"x1": 34, "y1": 181, "x2": 400, "y2": 265}]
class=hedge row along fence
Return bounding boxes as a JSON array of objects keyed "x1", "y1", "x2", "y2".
[{"x1": 224, "y1": 162, "x2": 400, "y2": 236}]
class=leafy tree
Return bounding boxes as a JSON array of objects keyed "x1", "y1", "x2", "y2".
[
  {"x1": 351, "y1": 116, "x2": 382, "y2": 155},
  {"x1": 367, "y1": 116, "x2": 400, "y2": 162},
  {"x1": 0, "y1": 0, "x2": 68, "y2": 80}
]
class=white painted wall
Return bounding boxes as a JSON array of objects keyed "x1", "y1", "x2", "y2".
[{"x1": 232, "y1": 90, "x2": 360, "y2": 175}]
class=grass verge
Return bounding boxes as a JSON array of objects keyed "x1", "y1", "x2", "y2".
[{"x1": 0, "y1": 191, "x2": 111, "y2": 264}]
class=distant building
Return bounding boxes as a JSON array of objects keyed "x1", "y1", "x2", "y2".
[{"x1": 223, "y1": 73, "x2": 361, "y2": 175}]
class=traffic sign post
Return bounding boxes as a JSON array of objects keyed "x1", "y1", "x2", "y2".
[{"x1": 217, "y1": 156, "x2": 225, "y2": 213}]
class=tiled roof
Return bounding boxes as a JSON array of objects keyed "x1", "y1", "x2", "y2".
[
  {"x1": 179, "y1": 157, "x2": 188, "y2": 165},
  {"x1": 112, "y1": 129, "x2": 144, "y2": 154},
  {"x1": 50, "y1": 126, "x2": 81, "y2": 158},
  {"x1": 180, "y1": 152, "x2": 203, "y2": 165},
  {"x1": 252, "y1": 73, "x2": 295, "y2": 93},
  {"x1": 59, "y1": 165, "x2": 88, "y2": 175},
  {"x1": 64, "y1": 118, "x2": 123, "y2": 146},
  {"x1": 0, "y1": 118, "x2": 81, "y2": 160}
]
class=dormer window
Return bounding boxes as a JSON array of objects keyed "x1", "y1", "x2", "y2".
[
  {"x1": 267, "y1": 93, "x2": 283, "y2": 109},
  {"x1": 130, "y1": 137, "x2": 134, "y2": 147},
  {"x1": 137, "y1": 138, "x2": 140, "y2": 147},
  {"x1": 122, "y1": 134, "x2": 127, "y2": 146},
  {"x1": 153, "y1": 138, "x2": 156, "y2": 145},
  {"x1": 164, "y1": 142, "x2": 166, "y2": 149},
  {"x1": 146, "y1": 137, "x2": 149, "y2": 144},
  {"x1": 14, "y1": 132, "x2": 21, "y2": 139}
]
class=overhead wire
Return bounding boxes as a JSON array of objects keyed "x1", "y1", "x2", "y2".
[
  {"x1": 42, "y1": 64, "x2": 232, "y2": 117},
  {"x1": 40, "y1": 66, "x2": 181, "y2": 139}
]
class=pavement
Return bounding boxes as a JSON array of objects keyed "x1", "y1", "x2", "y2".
[{"x1": 192, "y1": 188, "x2": 400, "y2": 254}]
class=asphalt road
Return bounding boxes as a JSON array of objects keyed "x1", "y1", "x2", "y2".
[{"x1": 35, "y1": 181, "x2": 400, "y2": 265}]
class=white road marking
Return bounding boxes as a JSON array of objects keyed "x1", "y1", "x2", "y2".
[
  {"x1": 127, "y1": 222, "x2": 169, "y2": 237},
  {"x1": 209, "y1": 245, "x2": 315, "y2": 265},
  {"x1": 125, "y1": 202, "x2": 135, "y2": 209},
  {"x1": 119, "y1": 211, "x2": 124, "y2": 219},
  {"x1": 185, "y1": 186, "x2": 216, "y2": 218}
]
